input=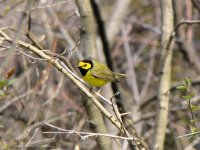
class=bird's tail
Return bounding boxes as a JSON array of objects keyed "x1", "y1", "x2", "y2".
[{"x1": 114, "y1": 73, "x2": 127, "y2": 80}]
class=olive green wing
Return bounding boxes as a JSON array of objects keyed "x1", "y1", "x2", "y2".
[{"x1": 90, "y1": 61, "x2": 117, "y2": 81}]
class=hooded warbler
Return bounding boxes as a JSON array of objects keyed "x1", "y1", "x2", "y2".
[{"x1": 76, "y1": 59, "x2": 126, "y2": 87}]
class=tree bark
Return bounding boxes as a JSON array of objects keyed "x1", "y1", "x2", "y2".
[{"x1": 152, "y1": 0, "x2": 174, "y2": 149}]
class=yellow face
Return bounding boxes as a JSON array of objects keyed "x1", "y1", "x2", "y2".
[{"x1": 78, "y1": 62, "x2": 92, "y2": 70}]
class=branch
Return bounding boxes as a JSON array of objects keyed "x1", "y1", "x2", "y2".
[
  {"x1": 177, "y1": 131, "x2": 200, "y2": 139},
  {"x1": 152, "y1": 0, "x2": 174, "y2": 149},
  {"x1": 0, "y1": 90, "x2": 34, "y2": 113},
  {"x1": 43, "y1": 123, "x2": 138, "y2": 141},
  {"x1": 166, "y1": 19, "x2": 200, "y2": 51},
  {"x1": 191, "y1": 0, "x2": 200, "y2": 13}
]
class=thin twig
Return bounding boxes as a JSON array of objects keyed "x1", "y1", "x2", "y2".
[
  {"x1": 166, "y1": 19, "x2": 200, "y2": 51},
  {"x1": 191, "y1": 0, "x2": 200, "y2": 13},
  {"x1": 42, "y1": 75, "x2": 64, "y2": 106},
  {"x1": 110, "y1": 93, "x2": 140, "y2": 149},
  {"x1": 140, "y1": 45, "x2": 156, "y2": 99},
  {"x1": 0, "y1": 90, "x2": 34, "y2": 113},
  {"x1": 43, "y1": 123, "x2": 137, "y2": 141},
  {"x1": 60, "y1": 40, "x2": 80, "y2": 55},
  {"x1": 17, "y1": 1, "x2": 70, "y2": 11},
  {"x1": 177, "y1": 131, "x2": 200, "y2": 139},
  {"x1": 25, "y1": 127, "x2": 39, "y2": 147},
  {"x1": 16, "y1": 113, "x2": 74, "y2": 142},
  {"x1": 122, "y1": 24, "x2": 140, "y2": 104}
]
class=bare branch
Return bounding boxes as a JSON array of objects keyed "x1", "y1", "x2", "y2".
[
  {"x1": 0, "y1": 90, "x2": 34, "y2": 113},
  {"x1": 43, "y1": 123, "x2": 138, "y2": 141}
]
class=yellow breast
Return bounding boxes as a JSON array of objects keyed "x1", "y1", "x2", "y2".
[{"x1": 83, "y1": 70, "x2": 109, "y2": 87}]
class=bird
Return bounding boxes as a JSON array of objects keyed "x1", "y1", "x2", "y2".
[{"x1": 76, "y1": 59, "x2": 126, "y2": 87}]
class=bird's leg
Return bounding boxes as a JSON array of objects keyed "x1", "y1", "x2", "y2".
[{"x1": 89, "y1": 86, "x2": 93, "y2": 92}]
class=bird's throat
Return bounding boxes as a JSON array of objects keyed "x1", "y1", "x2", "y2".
[{"x1": 79, "y1": 68, "x2": 89, "y2": 76}]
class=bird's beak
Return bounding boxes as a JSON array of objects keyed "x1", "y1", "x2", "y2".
[{"x1": 75, "y1": 65, "x2": 80, "y2": 68}]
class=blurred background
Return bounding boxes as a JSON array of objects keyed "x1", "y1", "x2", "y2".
[{"x1": 0, "y1": 0, "x2": 200, "y2": 149}]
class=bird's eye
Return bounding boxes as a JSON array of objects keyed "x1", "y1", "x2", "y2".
[{"x1": 83, "y1": 64, "x2": 87, "y2": 67}]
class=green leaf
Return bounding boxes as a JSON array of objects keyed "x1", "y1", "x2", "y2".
[
  {"x1": 190, "y1": 119, "x2": 196, "y2": 124},
  {"x1": 181, "y1": 92, "x2": 195, "y2": 100},
  {"x1": 191, "y1": 104, "x2": 199, "y2": 111},
  {"x1": 0, "y1": 78, "x2": 16, "y2": 90},
  {"x1": 0, "y1": 80, "x2": 7, "y2": 89},
  {"x1": 181, "y1": 95, "x2": 191, "y2": 100},
  {"x1": 188, "y1": 92, "x2": 195, "y2": 99},
  {"x1": 7, "y1": 78, "x2": 16, "y2": 86},
  {"x1": 181, "y1": 95, "x2": 188, "y2": 100},
  {"x1": 184, "y1": 77, "x2": 192, "y2": 88},
  {"x1": 0, "y1": 90, "x2": 5, "y2": 96},
  {"x1": 176, "y1": 85, "x2": 187, "y2": 91},
  {"x1": 189, "y1": 121, "x2": 197, "y2": 133}
]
